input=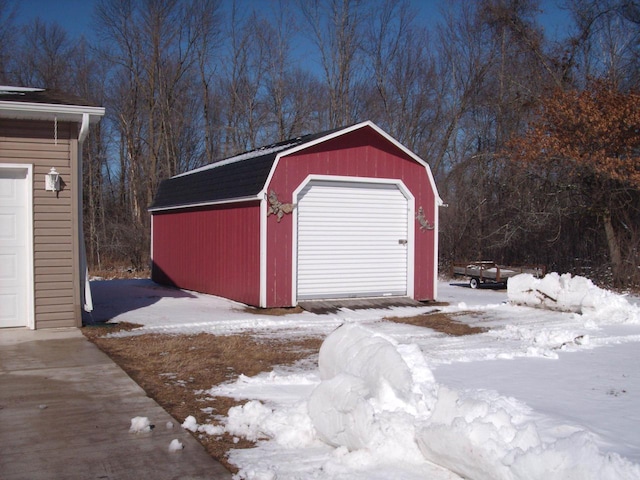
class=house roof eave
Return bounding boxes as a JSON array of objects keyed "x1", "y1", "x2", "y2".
[{"x1": 0, "y1": 100, "x2": 105, "y2": 123}]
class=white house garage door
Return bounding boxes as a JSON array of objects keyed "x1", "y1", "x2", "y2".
[
  {"x1": 296, "y1": 180, "x2": 409, "y2": 300},
  {"x1": 0, "y1": 168, "x2": 29, "y2": 328}
]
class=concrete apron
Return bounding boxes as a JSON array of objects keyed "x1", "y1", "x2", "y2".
[{"x1": 0, "y1": 328, "x2": 231, "y2": 480}]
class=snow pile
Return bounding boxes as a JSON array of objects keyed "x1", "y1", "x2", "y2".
[
  {"x1": 129, "y1": 416, "x2": 152, "y2": 433},
  {"x1": 308, "y1": 323, "x2": 437, "y2": 453},
  {"x1": 168, "y1": 439, "x2": 184, "y2": 452},
  {"x1": 182, "y1": 415, "x2": 225, "y2": 436},
  {"x1": 226, "y1": 400, "x2": 316, "y2": 447},
  {"x1": 508, "y1": 272, "x2": 640, "y2": 322}
]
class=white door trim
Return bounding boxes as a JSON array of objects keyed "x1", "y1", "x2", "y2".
[
  {"x1": 291, "y1": 174, "x2": 414, "y2": 305},
  {"x1": 0, "y1": 164, "x2": 34, "y2": 329}
]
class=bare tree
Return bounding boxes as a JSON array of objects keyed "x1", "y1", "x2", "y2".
[
  {"x1": 299, "y1": 0, "x2": 368, "y2": 128},
  {"x1": 0, "y1": 0, "x2": 17, "y2": 82},
  {"x1": 254, "y1": 1, "x2": 319, "y2": 140},
  {"x1": 95, "y1": 0, "x2": 219, "y2": 267},
  {"x1": 363, "y1": 0, "x2": 440, "y2": 155},
  {"x1": 565, "y1": 0, "x2": 640, "y2": 89},
  {"x1": 10, "y1": 19, "x2": 77, "y2": 89}
]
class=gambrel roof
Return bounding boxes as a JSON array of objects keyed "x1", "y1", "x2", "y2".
[{"x1": 149, "y1": 121, "x2": 440, "y2": 212}]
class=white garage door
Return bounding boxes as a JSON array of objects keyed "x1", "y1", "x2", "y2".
[
  {"x1": 297, "y1": 180, "x2": 409, "y2": 300},
  {"x1": 0, "y1": 168, "x2": 30, "y2": 328}
]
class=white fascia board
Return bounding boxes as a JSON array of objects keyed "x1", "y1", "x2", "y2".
[
  {"x1": 148, "y1": 194, "x2": 261, "y2": 213},
  {"x1": 0, "y1": 100, "x2": 105, "y2": 123}
]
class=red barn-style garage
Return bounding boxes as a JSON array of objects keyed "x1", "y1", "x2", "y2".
[{"x1": 150, "y1": 121, "x2": 441, "y2": 308}]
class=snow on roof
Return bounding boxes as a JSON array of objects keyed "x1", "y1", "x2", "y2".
[
  {"x1": 172, "y1": 142, "x2": 298, "y2": 179},
  {"x1": 0, "y1": 85, "x2": 100, "y2": 107},
  {"x1": 0, "y1": 85, "x2": 45, "y2": 93}
]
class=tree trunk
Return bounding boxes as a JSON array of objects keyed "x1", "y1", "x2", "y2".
[{"x1": 602, "y1": 211, "x2": 623, "y2": 286}]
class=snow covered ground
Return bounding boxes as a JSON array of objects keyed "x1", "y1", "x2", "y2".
[{"x1": 91, "y1": 274, "x2": 640, "y2": 479}]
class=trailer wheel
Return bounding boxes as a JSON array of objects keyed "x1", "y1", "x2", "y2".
[{"x1": 470, "y1": 277, "x2": 480, "y2": 289}]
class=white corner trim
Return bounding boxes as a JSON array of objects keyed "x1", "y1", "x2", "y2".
[
  {"x1": 433, "y1": 193, "x2": 440, "y2": 300},
  {"x1": 259, "y1": 194, "x2": 268, "y2": 308}
]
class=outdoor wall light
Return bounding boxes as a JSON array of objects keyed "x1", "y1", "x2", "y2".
[{"x1": 45, "y1": 167, "x2": 61, "y2": 192}]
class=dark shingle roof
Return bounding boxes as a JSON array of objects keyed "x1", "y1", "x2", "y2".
[
  {"x1": 0, "y1": 86, "x2": 98, "y2": 107},
  {"x1": 150, "y1": 127, "x2": 346, "y2": 211}
]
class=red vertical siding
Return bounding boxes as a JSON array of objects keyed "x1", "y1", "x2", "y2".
[
  {"x1": 266, "y1": 127, "x2": 437, "y2": 306},
  {"x1": 152, "y1": 202, "x2": 261, "y2": 306}
]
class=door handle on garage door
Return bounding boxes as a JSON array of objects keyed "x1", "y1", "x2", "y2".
[{"x1": 398, "y1": 239, "x2": 407, "y2": 245}]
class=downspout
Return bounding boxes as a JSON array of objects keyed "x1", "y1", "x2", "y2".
[{"x1": 78, "y1": 113, "x2": 93, "y2": 313}]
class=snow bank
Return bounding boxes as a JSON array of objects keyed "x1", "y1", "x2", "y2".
[
  {"x1": 308, "y1": 324, "x2": 640, "y2": 480},
  {"x1": 417, "y1": 387, "x2": 640, "y2": 480},
  {"x1": 191, "y1": 323, "x2": 640, "y2": 479},
  {"x1": 310, "y1": 324, "x2": 640, "y2": 479},
  {"x1": 508, "y1": 272, "x2": 640, "y2": 323}
]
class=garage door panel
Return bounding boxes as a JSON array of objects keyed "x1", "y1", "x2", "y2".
[
  {"x1": 297, "y1": 180, "x2": 409, "y2": 300},
  {"x1": 0, "y1": 169, "x2": 29, "y2": 328}
]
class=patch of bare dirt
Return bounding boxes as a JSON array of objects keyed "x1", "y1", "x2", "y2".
[
  {"x1": 83, "y1": 324, "x2": 322, "y2": 473},
  {"x1": 384, "y1": 311, "x2": 487, "y2": 336},
  {"x1": 242, "y1": 305, "x2": 305, "y2": 316}
]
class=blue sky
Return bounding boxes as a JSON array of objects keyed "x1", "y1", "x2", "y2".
[{"x1": 14, "y1": 0, "x2": 571, "y2": 42}]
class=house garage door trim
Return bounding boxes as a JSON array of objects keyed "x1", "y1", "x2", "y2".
[
  {"x1": 0, "y1": 164, "x2": 34, "y2": 329},
  {"x1": 292, "y1": 175, "x2": 415, "y2": 303}
]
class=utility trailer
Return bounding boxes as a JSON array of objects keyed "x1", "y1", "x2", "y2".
[{"x1": 452, "y1": 261, "x2": 545, "y2": 289}]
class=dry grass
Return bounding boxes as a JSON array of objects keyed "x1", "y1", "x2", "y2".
[
  {"x1": 83, "y1": 323, "x2": 322, "y2": 473},
  {"x1": 384, "y1": 311, "x2": 488, "y2": 336}
]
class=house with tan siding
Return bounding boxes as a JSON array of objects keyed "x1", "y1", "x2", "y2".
[{"x1": 0, "y1": 86, "x2": 104, "y2": 329}]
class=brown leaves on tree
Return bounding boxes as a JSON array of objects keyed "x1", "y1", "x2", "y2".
[{"x1": 509, "y1": 81, "x2": 640, "y2": 189}]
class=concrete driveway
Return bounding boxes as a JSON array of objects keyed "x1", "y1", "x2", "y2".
[{"x1": 0, "y1": 328, "x2": 231, "y2": 480}]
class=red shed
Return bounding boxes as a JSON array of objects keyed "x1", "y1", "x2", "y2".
[{"x1": 149, "y1": 121, "x2": 441, "y2": 308}]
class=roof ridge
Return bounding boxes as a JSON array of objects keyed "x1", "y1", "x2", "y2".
[{"x1": 172, "y1": 125, "x2": 351, "y2": 179}]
